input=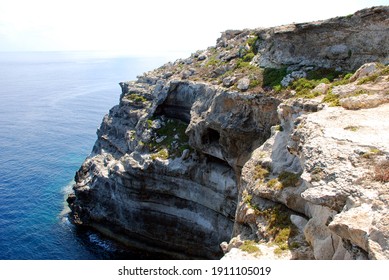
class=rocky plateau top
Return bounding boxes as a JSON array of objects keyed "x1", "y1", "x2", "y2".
[{"x1": 67, "y1": 6, "x2": 389, "y2": 259}]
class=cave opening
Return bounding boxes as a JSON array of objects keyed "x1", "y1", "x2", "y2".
[{"x1": 202, "y1": 128, "x2": 220, "y2": 145}]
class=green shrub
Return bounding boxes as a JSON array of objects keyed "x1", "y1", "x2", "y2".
[
  {"x1": 332, "y1": 73, "x2": 353, "y2": 86},
  {"x1": 322, "y1": 91, "x2": 340, "y2": 106},
  {"x1": 362, "y1": 148, "x2": 383, "y2": 159},
  {"x1": 267, "y1": 178, "x2": 283, "y2": 190},
  {"x1": 295, "y1": 88, "x2": 321, "y2": 99},
  {"x1": 379, "y1": 65, "x2": 389, "y2": 75},
  {"x1": 344, "y1": 125, "x2": 359, "y2": 132},
  {"x1": 273, "y1": 84, "x2": 283, "y2": 92},
  {"x1": 290, "y1": 242, "x2": 300, "y2": 249},
  {"x1": 357, "y1": 73, "x2": 379, "y2": 85},
  {"x1": 205, "y1": 56, "x2": 221, "y2": 67},
  {"x1": 278, "y1": 171, "x2": 300, "y2": 188},
  {"x1": 306, "y1": 68, "x2": 341, "y2": 81},
  {"x1": 249, "y1": 78, "x2": 261, "y2": 89},
  {"x1": 236, "y1": 59, "x2": 256, "y2": 70},
  {"x1": 262, "y1": 206, "x2": 293, "y2": 237},
  {"x1": 240, "y1": 240, "x2": 261, "y2": 254},
  {"x1": 146, "y1": 119, "x2": 153, "y2": 128},
  {"x1": 273, "y1": 247, "x2": 284, "y2": 255},
  {"x1": 247, "y1": 35, "x2": 259, "y2": 48},
  {"x1": 244, "y1": 193, "x2": 253, "y2": 205},
  {"x1": 265, "y1": 171, "x2": 299, "y2": 191},
  {"x1": 151, "y1": 148, "x2": 169, "y2": 160},
  {"x1": 242, "y1": 52, "x2": 255, "y2": 62},
  {"x1": 263, "y1": 67, "x2": 288, "y2": 88},
  {"x1": 127, "y1": 93, "x2": 147, "y2": 103},
  {"x1": 253, "y1": 205, "x2": 297, "y2": 253},
  {"x1": 274, "y1": 228, "x2": 291, "y2": 245},
  {"x1": 274, "y1": 125, "x2": 283, "y2": 132},
  {"x1": 254, "y1": 165, "x2": 270, "y2": 180},
  {"x1": 246, "y1": 35, "x2": 259, "y2": 54},
  {"x1": 290, "y1": 78, "x2": 316, "y2": 91},
  {"x1": 344, "y1": 73, "x2": 354, "y2": 80}
]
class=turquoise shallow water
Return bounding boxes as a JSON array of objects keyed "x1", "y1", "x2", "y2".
[{"x1": 0, "y1": 52, "x2": 171, "y2": 259}]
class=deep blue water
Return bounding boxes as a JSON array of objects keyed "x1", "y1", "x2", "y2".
[{"x1": 0, "y1": 52, "x2": 172, "y2": 259}]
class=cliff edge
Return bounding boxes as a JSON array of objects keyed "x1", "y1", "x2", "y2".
[{"x1": 67, "y1": 6, "x2": 389, "y2": 259}]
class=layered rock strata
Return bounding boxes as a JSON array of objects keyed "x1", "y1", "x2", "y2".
[
  {"x1": 230, "y1": 99, "x2": 389, "y2": 260},
  {"x1": 68, "y1": 79, "x2": 280, "y2": 259},
  {"x1": 251, "y1": 6, "x2": 389, "y2": 70},
  {"x1": 68, "y1": 6, "x2": 389, "y2": 259}
]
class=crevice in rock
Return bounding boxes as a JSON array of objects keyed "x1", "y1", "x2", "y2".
[
  {"x1": 154, "y1": 103, "x2": 191, "y2": 124},
  {"x1": 202, "y1": 128, "x2": 220, "y2": 145}
]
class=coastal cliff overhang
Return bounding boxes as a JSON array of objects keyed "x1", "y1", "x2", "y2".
[{"x1": 68, "y1": 6, "x2": 389, "y2": 260}]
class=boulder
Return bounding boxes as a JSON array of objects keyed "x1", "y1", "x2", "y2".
[{"x1": 237, "y1": 77, "x2": 250, "y2": 91}]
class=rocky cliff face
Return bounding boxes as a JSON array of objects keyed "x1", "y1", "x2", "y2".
[
  {"x1": 68, "y1": 6, "x2": 389, "y2": 259},
  {"x1": 251, "y1": 7, "x2": 389, "y2": 70},
  {"x1": 68, "y1": 79, "x2": 280, "y2": 259}
]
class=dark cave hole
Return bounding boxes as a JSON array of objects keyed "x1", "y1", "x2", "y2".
[{"x1": 202, "y1": 128, "x2": 220, "y2": 145}]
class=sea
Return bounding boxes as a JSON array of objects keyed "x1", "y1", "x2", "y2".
[{"x1": 0, "y1": 51, "x2": 177, "y2": 259}]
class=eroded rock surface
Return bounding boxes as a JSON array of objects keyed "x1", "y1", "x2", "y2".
[
  {"x1": 229, "y1": 100, "x2": 389, "y2": 259},
  {"x1": 252, "y1": 7, "x2": 389, "y2": 70},
  {"x1": 68, "y1": 6, "x2": 389, "y2": 259},
  {"x1": 68, "y1": 78, "x2": 279, "y2": 259}
]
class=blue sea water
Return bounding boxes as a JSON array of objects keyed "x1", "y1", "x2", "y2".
[{"x1": 0, "y1": 51, "x2": 173, "y2": 259}]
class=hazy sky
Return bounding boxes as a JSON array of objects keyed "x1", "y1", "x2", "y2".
[{"x1": 0, "y1": 0, "x2": 388, "y2": 56}]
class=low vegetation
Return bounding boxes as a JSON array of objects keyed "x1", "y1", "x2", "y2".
[
  {"x1": 148, "y1": 118, "x2": 190, "y2": 160},
  {"x1": 262, "y1": 67, "x2": 288, "y2": 88},
  {"x1": 260, "y1": 206, "x2": 296, "y2": 253},
  {"x1": 362, "y1": 147, "x2": 383, "y2": 159},
  {"x1": 305, "y1": 68, "x2": 341, "y2": 81},
  {"x1": 278, "y1": 171, "x2": 300, "y2": 188},
  {"x1": 150, "y1": 27, "x2": 388, "y2": 112},
  {"x1": 344, "y1": 125, "x2": 360, "y2": 132},
  {"x1": 205, "y1": 55, "x2": 221, "y2": 67},
  {"x1": 239, "y1": 240, "x2": 262, "y2": 254},
  {"x1": 243, "y1": 192, "x2": 253, "y2": 206},
  {"x1": 266, "y1": 171, "x2": 300, "y2": 190},
  {"x1": 374, "y1": 160, "x2": 389, "y2": 183},
  {"x1": 243, "y1": 190, "x2": 297, "y2": 254},
  {"x1": 150, "y1": 148, "x2": 169, "y2": 160},
  {"x1": 126, "y1": 93, "x2": 147, "y2": 103},
  {"x1": 253, "y1": 165, "x2": 270, "y2": 181},
  {"x1": 310, "y1": 167, "x2": 325, "y2": 182},
  {"x1": 266, "y1": 178, "x2": 283, "y2": 190},
  {"x1": 246, "y1": 35, "x2": 260, "y2": 54},
  {"x1": 357, "y1": 64, "x2": 389, "y2": 84},
  {"x1": 322, "y1": 90, "x2": 340, "y2": 106}
]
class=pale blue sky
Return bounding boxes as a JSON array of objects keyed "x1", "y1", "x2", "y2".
[{"x1": 0, "y1": 0, "x2": 388, "y2": 56}]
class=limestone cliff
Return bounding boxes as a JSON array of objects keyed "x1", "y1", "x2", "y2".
[{"x1": 67, "y1": 6, "x2": 389, "y2": 259}]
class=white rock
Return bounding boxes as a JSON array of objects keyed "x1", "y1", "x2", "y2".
[
  {"x1": 349, "y1": 62, "x2": 379, "y2": 82},
  {"x1": 281, "y1": 71, "x2": 306, "y2": 87},
  {"x1": 290, "y1": 215, "x2": 308, "y2": 232},
  {"x1": 340, "y1": 93, "x2": 389, "y2": 110},
  {"x1": 151, "y1": 119, "x2": 162, "y2": 129},
  {"x1": 155, "y1": 135, "x2": 167, "y2": 143},
  {"x1": 237, "y1": 78, "x2": 250, "y2": 91},
  {"x1": 181, "y1": 149, "x2": 190, "y2": 160},
  {"x1": 222, "y1": 76, "x2": 237, "y2": 87},
  {"x1": 312, "y1": 83, "x2": 330, "y2": 95}
]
